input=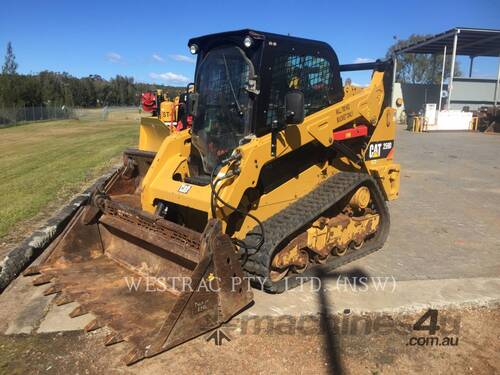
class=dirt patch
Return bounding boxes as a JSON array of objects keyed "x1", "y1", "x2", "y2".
[{"x1": 0, "y1": 306, "x2": 498, "y2": 374}]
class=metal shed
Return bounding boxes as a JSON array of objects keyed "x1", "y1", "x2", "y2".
[{"x1": 392, "y1": 27, "x2": 500, "y2": 111}]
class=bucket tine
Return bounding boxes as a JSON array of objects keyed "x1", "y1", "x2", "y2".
[
  {"x1": 43, "y1": 284, "x2": 62, "y2": 296},
  {"x1": 123, "y1": 348, "x2": 145, "y2": 366},
  {"x1": 54, "y1": 293, "x2": 74, "y2": 306},
  {"x1": 69, "y1": 305, "x2": 88, "y2": 318},
  {"x1": 23, "y1": 265, "x2": 41, "y2": 276},
  {"x1": 32, "y1": 274, "x2": 53, "y2": 286},
  {"x1": 84, "y1": 319, "x2": 102, "y2": 332},
  {"x1": 104, "y1": 332, "x2": 124, "y2": 346}
]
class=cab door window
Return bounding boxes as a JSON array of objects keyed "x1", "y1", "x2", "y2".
[{"x1": 266, "y1": 54, "x2": 335, "y2": 126}]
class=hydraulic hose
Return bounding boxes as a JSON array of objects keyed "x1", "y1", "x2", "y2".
[{"x1": 209, "y1": 158, "x2": 265, "y2": 262}]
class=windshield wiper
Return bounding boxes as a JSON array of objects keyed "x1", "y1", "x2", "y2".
[{"x1": 222, "y1": 53, "x2": 243, "y2": 116}]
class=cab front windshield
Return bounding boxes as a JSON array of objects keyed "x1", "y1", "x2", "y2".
[{"x1": 192, "y1": 46, "x2": 252, "y2": 173}]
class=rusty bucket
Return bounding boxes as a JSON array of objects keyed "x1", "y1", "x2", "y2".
[{"x1": 24, "y1": 188, "x2": 252, "y2": 365}]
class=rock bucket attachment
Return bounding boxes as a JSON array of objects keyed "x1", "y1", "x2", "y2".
[{"x1": 27, "y1": 197, "x2": 253, "y2": 365}]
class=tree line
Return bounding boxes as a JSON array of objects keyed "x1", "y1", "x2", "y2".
[
  {"x1": 1, "y1": 35, "x2": 460, "y2": 109},
  {"x1": 0, "y1": 42, "x2": 183, "y2": 108}
]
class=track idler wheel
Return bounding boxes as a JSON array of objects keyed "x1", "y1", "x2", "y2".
[
  {"x1": 350, "y1": 240, "x2": 364, "y2": 250},
  {"x1": 313, "y1": 253, "x2": 329, "y2": 264},
  {"x1": 332, "y1": 246, "x2": 347, "y2": 256}
]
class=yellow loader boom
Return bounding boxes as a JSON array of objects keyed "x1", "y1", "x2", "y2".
[{"x1": 26, "y1": 29, "x2": 400, "y2": 364}]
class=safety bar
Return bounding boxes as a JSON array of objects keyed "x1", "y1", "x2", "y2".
[{"x1": 339, "y1": 60, "x2": 392, "y2": 72}]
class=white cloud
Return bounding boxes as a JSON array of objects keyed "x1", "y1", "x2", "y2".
[
  {"x1": 169, "y1": 54, "x2": 196, "y2": 64},
  {"x1": 152, "y1": 53, "x2": 165, "y2": 63},
  {"x1": 149, "y1": 72, "x2": 191, "y2": 85},
  {"x1": 353, "y1": 57, "x2": 374, "y2": 64},
  {"x1": 106, "y1": 52, "x2": 122, "y2": 63}
]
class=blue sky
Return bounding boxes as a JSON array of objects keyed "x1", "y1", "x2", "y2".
[{"x1": 1, "y1": 0, "x2": 499, "y2": 86}]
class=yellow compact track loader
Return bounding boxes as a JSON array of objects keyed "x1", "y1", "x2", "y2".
[{"x1": 25, "y1": 30, "x2": 400, "y2": 364}]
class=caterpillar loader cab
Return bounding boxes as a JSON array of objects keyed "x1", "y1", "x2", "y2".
[
  {"x1": 185, "y1": 30, "x2": 343, "y2": 172},
  {"x1": 25, "y1": 29, "x2": 400, "y2": 365}
]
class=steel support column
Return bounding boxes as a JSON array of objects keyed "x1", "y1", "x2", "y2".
[
  {"x1": 438, "y1": 45, "x2": 447, "y2": 112},
  {"x1": 469, "y1": 56, "x2": 474, "y2": 77},
  {"x1": 494, "y1": 54, "x2": 500, "y2": 107},
  {"x1": 391, "y1": 55, "x2": 398, "y2": 106},
  {"x1": 447, "y1": 30, "x2": 459, "y2": 109}
]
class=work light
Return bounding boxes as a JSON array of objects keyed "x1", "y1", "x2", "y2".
[
  {"x1": 189, "y1": 44, "x2": 199, "y2": 55},
  {"x1": 243, "y1": 36, "x2": 254, "y2": 48}
]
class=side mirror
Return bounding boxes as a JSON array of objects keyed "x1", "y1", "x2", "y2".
[
  {"x1": 284, "y1": 90, "x2": 304, "y2": 125},
  {"x1": 187, "y1": 92, "x2": 199, "y2": 117}
]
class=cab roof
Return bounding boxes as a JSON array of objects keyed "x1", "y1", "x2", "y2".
[{"x1": 187, "y1": 29, "x2": 334, "y2": 52}]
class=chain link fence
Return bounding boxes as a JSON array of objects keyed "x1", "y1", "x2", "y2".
[
  {"x1": 73, "y1": 106, "x2": 140, "y2": 122},
  {"x1": 0, "y1": 105, "x2": 75, "y2": 127},
  {"x1": 0, "y1": 105, "x2": 140, "y2": 127}
]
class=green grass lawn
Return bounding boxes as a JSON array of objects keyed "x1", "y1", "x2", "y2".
[{"x1": 0, "y1": 117, "x2": 139, "y2": 238}]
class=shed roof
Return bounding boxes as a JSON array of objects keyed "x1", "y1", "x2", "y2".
[{"x1": 393, "y1": 27, "x2": 500, "y2": 57}]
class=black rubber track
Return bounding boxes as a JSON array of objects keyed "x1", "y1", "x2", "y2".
[{"x1": 241, "y1": 172, "x2": 390, "y2": 293}]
